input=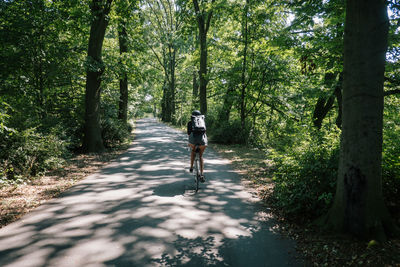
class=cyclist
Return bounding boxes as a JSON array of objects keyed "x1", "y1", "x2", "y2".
[{"x1": 187, "y1": 110, "x2": 208, "y2": 182}]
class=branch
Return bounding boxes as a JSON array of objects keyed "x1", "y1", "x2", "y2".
[
  {"x1": 205, "y1": 0, "x2": 214, "y2": 34},
  {"x1": 146, "y1": 44, "x2": 170, "y2": 83},
  {"x1": 290, "y1": 30, "x2": 315, "y2": 35},
  {"x1": 384, "y1": 89, "x2": 400, "y2": 96},
  {"x1": 257, "y1": 97, "x2": 300, "y2": 122},
  {"x1": 193, "y1": 0, "x2": 204, "y2": 32}
]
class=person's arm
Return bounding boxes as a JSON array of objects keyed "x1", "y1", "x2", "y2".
[{"x1": 187, "y1": 121, "x2": 192, "y2": 135}]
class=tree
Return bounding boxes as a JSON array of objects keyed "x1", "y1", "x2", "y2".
[
  {"x1": 323, "y1": 0, "x2": 399, "y2": 241},
  {"x1": 141, "y1": 0, "x2": 186, "y2": 122},
  {"x1": 115, "y1": 0, "x2": 139, "y2": 125},
  {"x1": 83, "y1": 0, "x2": 113, "y2": 153},
  {"x1": 239, "y1": 0, "x2": 249, "y2": 130},
  {"x1": 192, "y1": 0, "x2": 214, "y2": 115},
  {"x1": 117, "y1": 7, "x2": 129, "y2": 124}
]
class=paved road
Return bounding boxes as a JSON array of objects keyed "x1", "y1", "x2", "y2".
[{"x1": 0, "y1": 118, "x2": 303, "y2": 267}]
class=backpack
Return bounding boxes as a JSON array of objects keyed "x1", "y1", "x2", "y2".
[{"x1": 191, "y1": 115, "x2": 206, "y2": 133}]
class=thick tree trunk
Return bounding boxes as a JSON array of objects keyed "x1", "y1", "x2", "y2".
[
  {"x1": 118, "y1": 19, "x2": 128, "y2": 124},
  {"x1": 83, "y1": 0, "x2": 113, "y2": 153},
  {"x1": 322, "y1": 0, "x2": 399, "y2": 241}
]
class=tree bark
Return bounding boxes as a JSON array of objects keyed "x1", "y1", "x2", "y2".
[
  {"x1": 312, "y1": 94, "x2": 335, "y2": 129},
  {"x1": 118, "y1": 19, "x2": 129, "y2": 124},
  {"x1": 161, "y1": 80, "x2": 168, "y2": 121},
  {"x1": 192, "y1": 70, "x2": 199, "y2": 105},
  {"x1": 193, "y1": 0, "x2": 213, "y2": 115},
  {"x1": 83, "y1": 0, "x2": 113, "y2": 153},
  {"x1": 240, "y1": 0, "x2": 249, "y2": 130},
  {"x1": 312, "y1": 72, "x2": 338, "y2": 129},
  {"x1": 169, "y1": 44, "x2": 176, "y2": 122},
  {"x1": 334, "y1": 73, "x2": 343, "y2": 129},
  {"x1": 322, "y1": 0, "x2": 399, "y2": 241}
]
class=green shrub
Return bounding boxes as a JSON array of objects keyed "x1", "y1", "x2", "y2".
[
  {"x1": 101, "y1": 117, "x2": 130, "y2": 148},
  {"x1": 270, "y1": 136, "x2": 339, "y2": 220},
  {"x1": 0, "y1": 128, "x2": 69, "y2": 181},
  {"x1": 382, "y1": 132, "x2": 400, "y2": 205},
  {"x1": 208, "y1": 117, "x2": 247, "y2": 144}
]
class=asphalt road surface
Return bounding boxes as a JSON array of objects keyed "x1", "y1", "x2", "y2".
[{"x1": 0, "y1": 118, "x2": 304, "y2": 267}]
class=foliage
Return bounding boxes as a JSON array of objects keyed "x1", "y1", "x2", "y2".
[
  {"x1": 382, "y1": 96, "x2": 400, "y2": 204},
  {"x1": 208, "y1": 116, "x2": 247, "y2": 145},
  {"x1": 382, "y1": 137, "x2": 400, "y2": 205},
  {"x1": 101, "y1": 117, "x2": 131, "y2": 148},
  {"x1": 270, "y1": 130, "x2": 340, "y2": 220},
  {"x1": 0, "y1": 128, "x2": 69, "y2": 181}
]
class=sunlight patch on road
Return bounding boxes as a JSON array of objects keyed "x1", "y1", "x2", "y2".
[
  {"x1": 3, "y1": 247, "x2": 54, "y2": 267},
  {"x1": 134, "y1": 227, "x2": 173, "y2": 239},
  {"x1": 205, "y1": 158, "x2": 230, "y2": 166},
  {"x1": 54, "y1": 238, "x2": 124, "y2": 267}
]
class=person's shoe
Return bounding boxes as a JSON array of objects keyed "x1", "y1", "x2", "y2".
[
  {"x1": 189, "y1": 168, "x2": 193, "y2": 173},
  {"x1": 200, "y1": 174, "x2": 205, "y2": 183}
]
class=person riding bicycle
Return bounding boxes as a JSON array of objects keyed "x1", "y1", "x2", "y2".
[{"x1": 187, "y1": 110, "x2": 208, "y2": 182}]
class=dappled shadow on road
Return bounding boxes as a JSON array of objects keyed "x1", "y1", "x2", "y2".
[{"x1": 0, "y1": 118, "x2": 300, "y2": 267}]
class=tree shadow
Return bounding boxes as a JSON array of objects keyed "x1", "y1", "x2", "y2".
[{"x1": 0, "y1": 118, "x2": 304, "y2": 266}]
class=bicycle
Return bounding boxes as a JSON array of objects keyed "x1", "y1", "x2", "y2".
[{"x1": 193, "y1": 145, "x2": 201, "y2": 192}]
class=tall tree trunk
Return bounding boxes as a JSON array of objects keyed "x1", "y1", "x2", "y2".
[
  {"x1": 322, "y1": 0, "x2": 399, "y2": 241},
  {"x1": 118, "y1": 19, "x2": 129, "y2": 124},
  {"x1": 83, "y1": 0, "x2": 113, "y2": 153},
  {"x1": 169, "y1": 45, "x2": 176, "y2": 122},
  {"x1": 192, "y1": 70, "x2": 199, "y2": 107},
  {"x1": 198, "y1": 31, "x2": 207, "y2": 115},
  {"x1": 240, "y1": 0, "x2": 249, "y2": 130},
  {"x1": 334, "y1": 73, "x2": 343, "y2": 129},
  {"x1": 193, "y1": 0, "x2": 214, "y2": 115},
  {"x1": 161, "y1": 79, "x2": 167, "y2": 121}
]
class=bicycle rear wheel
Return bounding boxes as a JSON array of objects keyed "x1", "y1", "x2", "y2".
[{"x1": 195, "y1": 156, "x2": 200, "y2": 192}]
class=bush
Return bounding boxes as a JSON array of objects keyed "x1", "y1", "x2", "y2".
[
  {"x1": 0, "y1": 128, "x2": 69, "y2": 181},
  {"x1": 208, "y1": 118, "x2": 247, "y2": 144},
  {"x1": 270, "y1": 135, "x2": 339, "y2": 220},
  {"x1": 382, "y1": 133, "x2": 400, "y2": 205},
  {"x1": 101, "y1": 117, "x2": 131, "y2": 148}
]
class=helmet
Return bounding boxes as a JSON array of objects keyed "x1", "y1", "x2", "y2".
[{"x1": 192, "y1": 110, "x2": 201, "y2": 116}]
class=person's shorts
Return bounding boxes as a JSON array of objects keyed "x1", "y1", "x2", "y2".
[{"x1": 189, "y1": 132, "x2": 208, "y2": 146}]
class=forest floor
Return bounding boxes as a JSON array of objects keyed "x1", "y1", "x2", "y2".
[{"x1": 213, "y1": 143, "x2": 400, "y2": 267}]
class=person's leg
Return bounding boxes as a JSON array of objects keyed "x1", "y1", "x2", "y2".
[
  {"x1": 189, "y1": 144, "x2": 195, "y2": 171},
  {"x1": 198, "y1": 145, "x2": 206, "y2": 174}
]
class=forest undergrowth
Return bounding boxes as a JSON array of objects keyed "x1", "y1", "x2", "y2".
[
  {"x1": 213, "y1": 143, "x2": 400, "y2": 267},
  {"x1": 0, "y1": 138, "x2": 133, "y2": 229}
]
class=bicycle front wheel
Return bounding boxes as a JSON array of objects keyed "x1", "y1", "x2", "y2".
[{"x1": 195, "y1": 158, "x2": 200, "y2": 192}]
